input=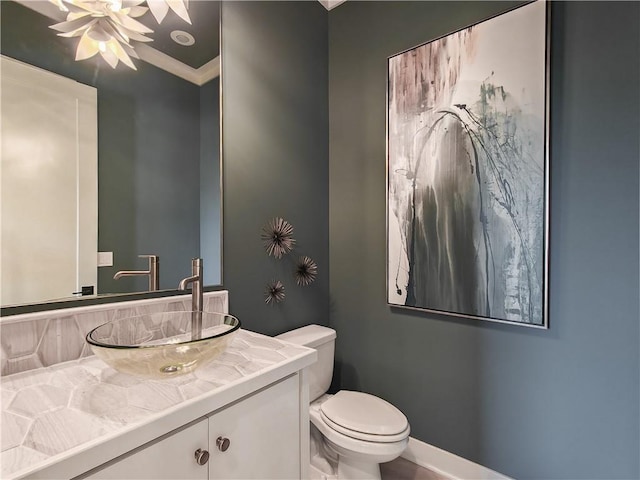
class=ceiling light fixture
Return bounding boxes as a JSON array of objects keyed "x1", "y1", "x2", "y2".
[
  {"x1": 147, "y1": 0, "x2": 191, "y2": 25},
  {"x1": 49, "y1": 0, "x2": 191, "y2": 71}
]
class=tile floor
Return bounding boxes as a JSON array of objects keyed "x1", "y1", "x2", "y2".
[{"x1": 381, "y1": 457, "x2": 450, "y2": 480}]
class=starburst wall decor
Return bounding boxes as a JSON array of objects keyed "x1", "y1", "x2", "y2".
[
  {"x1": 295, "y1": 256, "x2": 317, "y2": 286},
  {"x1": 264, "y1": 280, "x2": 285, "y2": 305},
  {"x1": 261, "y1": 217, "x2": 296, "y2": 259},
  {"x1": 260, "y1": 217, "x2": 318, "y2": 306}
]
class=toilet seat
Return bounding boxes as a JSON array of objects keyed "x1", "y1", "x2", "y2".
[
  {"x1": 310, "y1": 404, "x2": 409, "y2": 463},
  {"x1": 320, "y1": 411, "x2": 411, "y2": 443},
  {"x1": 319, "y1": 391, "x2": 410, "y2": 443}
]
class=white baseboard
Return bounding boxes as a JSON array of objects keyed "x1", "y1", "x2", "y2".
[{"x1": 401, "y1": 437, "x2": 513, "y2": 480}]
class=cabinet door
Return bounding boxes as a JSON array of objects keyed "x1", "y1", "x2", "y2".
[
  {"x1": 209, "y1": 375, "x2": 300, "y2": 479},
  {"x1": 84, "y1": 418, "x2": 209, "y2": 480}
]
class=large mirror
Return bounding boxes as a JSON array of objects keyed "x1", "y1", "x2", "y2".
[{"x1": 0, "y1": 0, "x2": 222, "y2": 310}]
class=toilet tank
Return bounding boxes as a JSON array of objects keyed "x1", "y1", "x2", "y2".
[{"x1": 276, "y1": 325, "x2": 336, "y2": 402}]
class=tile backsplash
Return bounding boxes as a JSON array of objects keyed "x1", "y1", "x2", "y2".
[{"x1": 0, "y1": 292, "x2": 228, "y2": 376}]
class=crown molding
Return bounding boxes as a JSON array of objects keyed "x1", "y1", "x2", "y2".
[
  {"x1": 318, "y1": 0, "x2": 348, "y2": 11},
  {"x1": 194, "y1": 57, "x2": 221, "y2": 85},
  {"x1": 135, "y1": 44, "x2": 219, "y2": 85}
]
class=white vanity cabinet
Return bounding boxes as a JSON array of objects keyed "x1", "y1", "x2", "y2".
[
  {"x1": 83, "y1": 419, "x2": 209, "y2": 480},
  {"x1": 81, "y1": 375, "x2": 300, "y2": 480},
  {"x1": 208, "y1": 373, "x2": 300, "y2": 479},
  {"x1": 3, "y1": 325, "x2": 316, "y2": 480}
]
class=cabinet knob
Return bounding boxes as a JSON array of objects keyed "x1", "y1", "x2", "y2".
[
  {"x1": 194, "y1": 448, "x2": 209, "y2": 465},
  {"x1": 216, "y1": 436, "x2": 230, "y2": 452}
]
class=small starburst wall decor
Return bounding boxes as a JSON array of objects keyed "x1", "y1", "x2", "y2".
[
  {"x1": 261, "y1": 217, "x2": 296, "y2": 259},
  {"x1": 295, "y1": 256, "x2": 318, "y2": 286},
  {"x1": 264, "y1": 280, "x2": 286, "y2": 305}
]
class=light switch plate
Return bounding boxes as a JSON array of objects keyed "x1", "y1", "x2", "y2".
[{"x1": 98, "y1": 251, "x2": 113, "y2": 267}]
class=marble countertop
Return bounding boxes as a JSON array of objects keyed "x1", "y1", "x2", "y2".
[{"x1": 0, "y1": 329, "x2": 316, "y2": 480}]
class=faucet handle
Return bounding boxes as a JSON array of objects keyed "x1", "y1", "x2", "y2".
[{"x1": 191, "y1": 258, "x2": 203, "y2": 276}]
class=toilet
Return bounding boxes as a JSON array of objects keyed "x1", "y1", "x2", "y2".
[{"x1": 276, "y1": 325, "x2": 410, "y2": 480}]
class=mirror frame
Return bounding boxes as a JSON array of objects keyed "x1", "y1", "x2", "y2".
[{"x1": 0, "y1": 1, "x2": 224, "y2": 317}]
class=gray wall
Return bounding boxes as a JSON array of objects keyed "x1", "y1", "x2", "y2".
[
  {"x1": 98, "y1": 65, "x2": 201, "y2": 293},
  {"x1": 329, "y1": 1, "x2": 639, "y2": 479},
  {"x1": 221, "y1": 1, "x2": 329, "y2": 334}
]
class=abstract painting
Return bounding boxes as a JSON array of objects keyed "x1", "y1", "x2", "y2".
[{"x1": 387, "y1": 1, "x2": 549, "y2": 327}]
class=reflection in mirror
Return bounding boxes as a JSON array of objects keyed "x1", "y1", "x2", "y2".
[
  {"x1": 0, "y1": 0, "x2": 222, "y2": 309},
  {"x1": 1, "y1": 55, "x2": 98, "y2": 305}
]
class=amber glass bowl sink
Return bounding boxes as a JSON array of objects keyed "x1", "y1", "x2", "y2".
[{"x1": 86, "y1": 311, "x2": 240, "y2": 378}]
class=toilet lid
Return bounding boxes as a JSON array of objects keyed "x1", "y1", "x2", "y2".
[{"x1": 320, "y1": 391, "x2": 409, "y2": 437}]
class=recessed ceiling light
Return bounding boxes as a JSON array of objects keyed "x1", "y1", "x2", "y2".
[{"x1": 171, "y1": 30, "x2": 195, "y2": 46}]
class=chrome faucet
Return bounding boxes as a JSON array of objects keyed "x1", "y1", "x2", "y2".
[
  {"x1": 114, "y1": 255, "x2": 159, "y2": 291},
  {"x1": 179, "y1": 258, "x2": 203, "y2": 340}
]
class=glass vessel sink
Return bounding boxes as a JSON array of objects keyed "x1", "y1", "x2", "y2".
[{"x1": 86, "y1": 311, "x2": 240, "y2": 378}]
